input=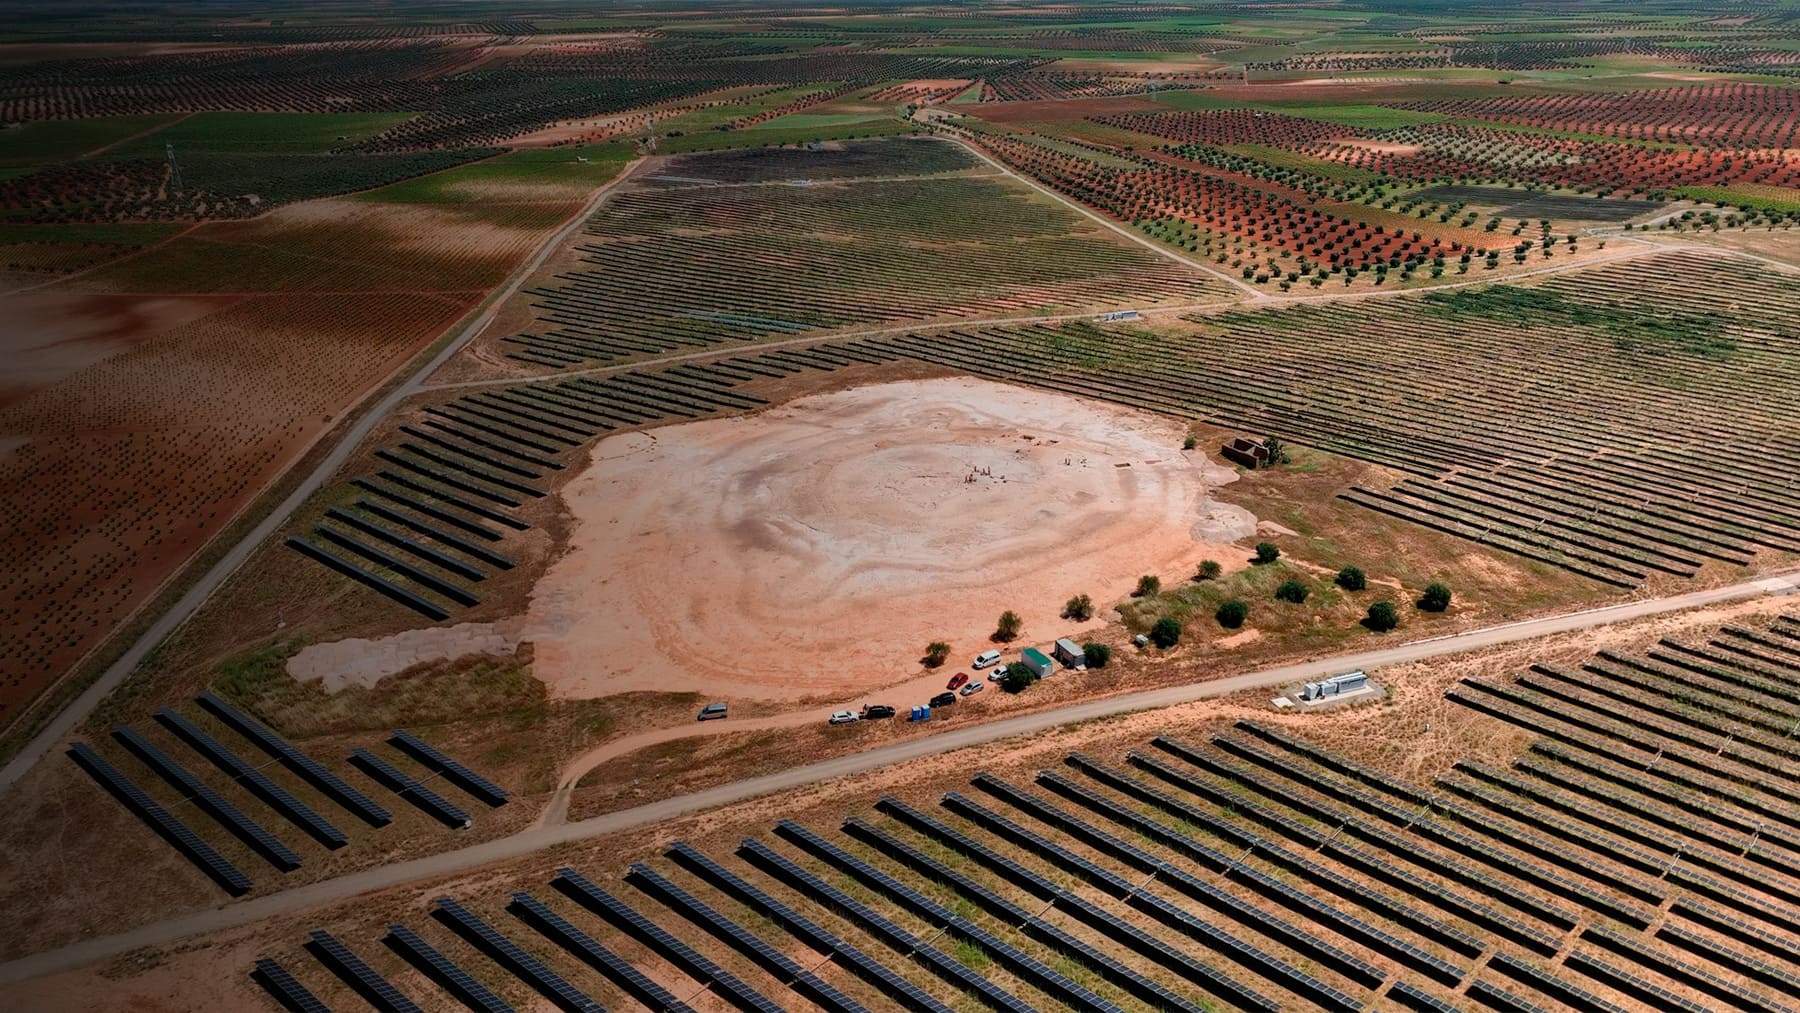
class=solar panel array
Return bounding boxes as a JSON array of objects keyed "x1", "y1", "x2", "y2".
[
  {"x1": 67, "y1": 742, "x2": 253, "y2": 896},
  {"x1": 289, "y1": 360, "x2": 778, "y2": 621},
  {"x1": 111, "y1": 724, "x2": 301, "y2": 872},
  {"x1": 307, "y1": 929, "x2": 422, "y2": 1013},
  {"x1": 667, "y1": 841, "x2": 953, "y2": 1013},
  {"x1": 252, "y1": 957, "x2": 331, "y2": 1013},
  {"x1": 197, "y1": 691, "x2": 391, "y2": 826},
  {"x1": 248, "y1": 628, "x2": 1800, "y2": 1013},
  {"x1": 555, "y1": 867, "x2": 784, "y2": 1013},
  {"x1": 350, "y1": 747, "x2": 472, "y2": 829},
  {"x1": 387, "y1": 922, "x2": 514, "y2": 1013},
  {"x1": 388, "y1": 729, "x2": 511, "y2": 808},
  {"x1": 432, "y1": 896, "x2": 602, "y2": 1012},
  {"x1": 509, "y1": 891, "x2": 697, "y2": 1013},
  {"x1": 736, "y1": 837, "x2": 1033, "y2": 1012},
  {"x1": 776, "y1": 818, "x2": 1128, "y2": 1013},
  {"x1": 626, "y1": 862, "x2": 868, "y2": 1013},
  {"x1": 155, "y1": 707, "x2": 348, "y2": 848}
]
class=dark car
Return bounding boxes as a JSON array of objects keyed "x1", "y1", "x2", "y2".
[
  {"x1": 861, "y1": 704, "x2": 896, "y2": 720},
  {"x1": 929, "y1": 692, "x2": 957, "y2": 708},
  {"x1": 946, "y1": 671, "x2": 970, "y2": 692}
]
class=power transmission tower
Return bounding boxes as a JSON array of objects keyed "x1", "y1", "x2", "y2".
[{"x1": 165, "y1": 141, "x2": 183, "y2": 191}]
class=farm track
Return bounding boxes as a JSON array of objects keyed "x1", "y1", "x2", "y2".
[{"x1": 0, "y1": 569, "x2": 1791, "y2": 988}]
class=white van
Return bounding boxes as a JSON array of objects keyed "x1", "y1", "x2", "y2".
[{"x1": 972, "y1": 650, "x2": 1002, "y2": 670}]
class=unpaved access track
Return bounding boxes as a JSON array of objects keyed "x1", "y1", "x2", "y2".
[{"x1": 0, "y1": 569, "x2": 1791, "y2": 986}]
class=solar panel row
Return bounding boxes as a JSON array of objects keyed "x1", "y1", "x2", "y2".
[
  {"x1": 1582, "y1": 925, "x2": 1798, "y2": 1013},
  {"x1": 350, "y1": 748, "x2": 472, "y2": 829},
  {"x1": 1489, "y1": 953, "x2": 1629, "y2": 1013},
  {"x1": 1562, "y1": 949, "x2": 1711, "y2": 1013},
  {"x1": 1236, "y1": 721, "x2": 1434, "y2": 807},
  {"x1": 1207, "y1": 734, "x2": 1642, "y2": 932},
  {"x1": 666, "y1": 841, "x2": 954, "y2": 1013},
  {"x1": 508, "y1": 892, "x2": 697, "y2": 1013},
  {"x1": 927, "y1": 794, "x2": 1281, "y2": 1013},
  {"x1": 957, "y1": 779, "x2": 1368, "y2": 1012},
  {"x1": 284, "y1": 535, "x2": 452, "y2": 621},
  {"x1": 306, "y1": 929, "x2": 422, "y2": 1013},
  {"x1": 388, "y1": 729, "x2": 511, "y2": 808},
  {"x1": 735, "y1": 837, "x2": 1034, "y2": 1013},
  {"x1": 1388, "y1": 981, "x2": 1469, "y2": 1012},
  {"x1": 1082, "y1": 756, "x2": 1464, "y2": 987},
  {"x1": 1042, "y1": 761, "x2": 1387, "y2": 992},
  {"x1": 386, "y1": 922, "x2": 514, "y2": 1013},
  {"x1": 196, "y1": 691, "x2": 391, "y2": 826},
  {"x1": 112, "y1": 724, "x2": 301, "y2": 872},
  {"x1": 1117, "y1": 755, "x2": 1487, "y2": 961},
  {"x1": 154, "y1": 707, "x2": 348, "y2": 848},
  {"x1": 1159, "y1": 744, "x2": 1579, "y2": 938},
  {"x1": 776, "y1": 819, "x2": 1127, "y2": 1013},
  {"x1": 554, "y1": 867, "x2": 783, "y2": 1013},
  {"x1": 852, "y1": 809, "x2": 1212, "y2": 1013},
  {"x1": 67, "y1": 742, "x2": 253, "y2": 895},
  {"x1": 625, "y1": 862, "x2": 868, "y2": 1013},
  {"x1": 432, "y1": 897, "x2": 602, "y2": 1013},
  {"x1": 252, "y1": 957, "x2": 331, "y2": 1013},
  {"x1": 1466, "y1": 980, "x2": 1553, "y2": 1013},
  {"x1": 1658, "y1": 913, "x2": 1800, "y2": 993}
]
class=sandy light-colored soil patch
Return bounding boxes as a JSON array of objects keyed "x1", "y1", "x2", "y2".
[
  {"x1": 291, "y1": 377, "x2": 1257, "y2": 700},
  {"x1": 969, "y1": 94, "x2": 1166, "y2": 124},
  {"x1": 1340, "y1": 137, "x2": 1421, "y2": 156}
]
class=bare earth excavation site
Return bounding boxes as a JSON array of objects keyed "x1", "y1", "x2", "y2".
[{"x1": 4, "y1": 4, "x2": 1800, "y2": 1013}]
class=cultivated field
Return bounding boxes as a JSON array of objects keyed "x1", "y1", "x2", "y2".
[{"x1": 481, "y1": 138, "x2": 1232, "y2": 373}]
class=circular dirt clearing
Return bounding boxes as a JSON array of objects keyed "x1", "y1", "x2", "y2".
[{"x1": 292, "y1": 377, "x2": 1252, "y2": 701}]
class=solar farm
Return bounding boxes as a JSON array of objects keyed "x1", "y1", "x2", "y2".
[
  {"x1": 222, "y1": 611, "x2": 1800, "y2": 1013},
  {"x1": 6, "y1": 2, "x2": 1800, "y2": 1012}
]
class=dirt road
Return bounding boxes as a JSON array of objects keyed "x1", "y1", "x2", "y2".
[{"x1": 1, "y1": 568, "x2": 1789, "y2": 987}]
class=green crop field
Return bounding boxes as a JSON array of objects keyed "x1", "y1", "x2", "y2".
[
  {"x1": 0, "y1": 115, "x2": 181, "y2": 164},
  {"x1": 111, "y1": 112, "x2": 416, "y2": 157}
]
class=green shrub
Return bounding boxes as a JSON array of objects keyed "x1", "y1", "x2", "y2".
[
  {"x1": 1336, "y1": 566, "x2": 1366, "y2": 591},
  {"x1": 1215, "y1": 600, "x2": 1249, "y2": 629},
  {"x1": 1419, "y1": 583, "x2": 1453, "y2": 612},
  {"x1": 1366, "y1": 601, "x2": 1400, "y2": 632},
  {"x1": 1274, "y1": 579, "x2": 1309, "y2": 604},
  {"x1": 1150, "y1": 617, "x2": 1183, "y2": 648},
  {"x1": 1134, "y1": 574, "x2": 1161, "y2": 597},
  {"x1": 1062, "y1": 594, "x2": 1093, "y2": 621},
  {"x1": 1254, "y1": 542, "x2": 1280, "y2": 564},
  {"x1": 1195, "y1": 560, "x2": 1222, "y2": 581},
  {"x1": 1083, "y1": 643, "x2": 1112, "y2": 669},
  {"x1": 999, "y1": 661, "x2": 1038, "y2": 693},
  {"x1": 994, "y1": 610, "x2": 1022, "y2": 641}
]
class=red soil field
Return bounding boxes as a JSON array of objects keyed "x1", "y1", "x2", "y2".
[{"x1": 0, "y1": 291, "x2": 471, "y2": 719}]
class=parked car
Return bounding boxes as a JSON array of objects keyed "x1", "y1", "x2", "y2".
[
  {"x1": 972, "y1": 650, "x2": 1002, "y2": 670},
  {"x1": 696, "y1": 702, "x2": 728, "y2": 721},
  {"x1": 828, "y1": 710, "x2": 859, "y2": 725},
  {"x1": 959, "y1": 678, "x2": 985, "y2": 697},
  {"x1": 946, "y1": 671, "x2": 969, "y2": 691},
  {"x1": 861, "y1": 704, "x2": 896, "y2": 720},
  {"x1": 929, "y1": 692, "x2": 957, "y2": 708}
]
